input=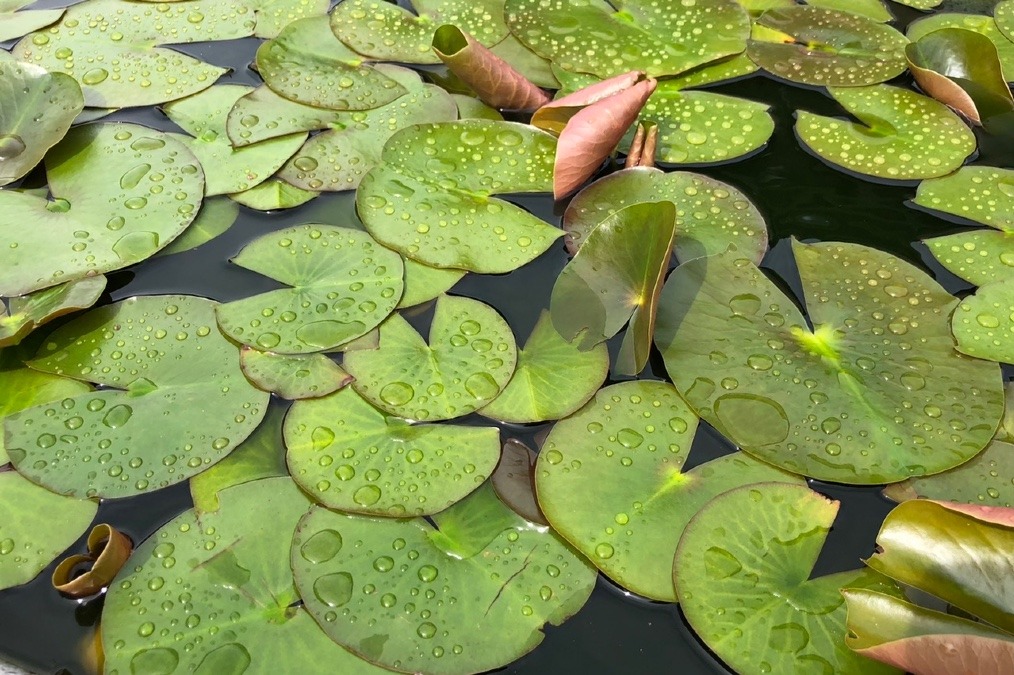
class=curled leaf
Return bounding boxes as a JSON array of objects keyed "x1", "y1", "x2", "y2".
[
  {"x1": 491, "y1": 439, "x2": 547, "y2": 526},
  {"x1": 52, "y1": 524, "x2": 132, "y2": 598},
  {"x1": 0, "y1": 276, "x2": 106, "y2": 348}
]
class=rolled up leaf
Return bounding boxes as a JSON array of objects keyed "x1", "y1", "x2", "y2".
[{"x1": 52, "y1": 523, "x2": 133, "y2": 597}]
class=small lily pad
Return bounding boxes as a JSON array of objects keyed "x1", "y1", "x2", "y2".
[
  {"x1": 924, "y1": 230, "x2": 1014, "y2": 286},
  {"x1": 675, "y1": 482, "x2": 903, "y2": 675},
  {"x1": 796, "y1": 85, "x2": 976, "y2": 181},
  {"x1": 807, "y1": 0, "x2": 891, "y2": 22},
  {"x1": 999, "y1": 0, "x2": 1014, "y2": 43},
  {"x1": 156, "y1": 198, "x2": 240, "y2": 257},
  {"x1": 0, "y1": 276, "x2": 106, "y2": 348},
  {"x1": 478, "y1": 310, "x2": 608, "y2": 423},
  {"x1": 216, "y1": 224, "x2": 403, "y2": 354},
  {"x1": 240, "y1": 348, "x2": 352, "y2": 399},
  {"x1": 398, "y1": 259, "x2": 466, "y2": 309},
  {"x1": 452, "y1": 93, "x2": 504, "y2": 120},
  {"x1": 913, "y1": 165, "x2": 1014, "y2": 230},
  {"x1": 908, "y1": 12, "x2": 1014, "y2": 81},
  {"x1": 0, "y1": 123, "x2": 205, "y2": 296},
  {"x1": 229, "y1": 178, "x2": 318, "y2": 211},
  {"x1": 883, "y1": 439, "x2": 1014, "y2": 507},
  {"x1": 0, "y1": 0, "x2": 63, "y2": 42},
  {"x1": 952, "y1": 277, "x2": 1014, "y2": 363},
  {"x1": 357, "y1": 120, "x2": 562, "y2": 274},
  {"x1": 291, "y1": 481, "x2": 597, "y2": 674},
  {"x1": 285, "y1": 385, "x2": 499, "y2": 515},
  {"x1": 247, "y1": 0, "x2": 329, "y2": 38},
  {"x1": 344, "y1": 294, "x2": 517, "y2": 422}
]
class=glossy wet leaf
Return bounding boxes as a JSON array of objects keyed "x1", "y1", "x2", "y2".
[
  {"x1": 883, "y1": 439, "x2": 1014, "y2": 507},
  {"x1": 5, "y1": 295, "x2": 269, "y2": 498},
  {"x1": 478, "y1": 310, "x2": 607, "y2": 423},
  {"x1": 291, "y1": 482, "x2": 597, "y2": 674},
  {"x1": 0, "y1": 471, "x2": 96, "y2": 591},
  {"x1": 0, "y1": 123, "x2": 205, "y2": 296},
  {"x1": 564, "y1": 167, "x2": 768, "y2": 263},
  {"x1": 806, "y1": 0, "x2": 891, "y2": 22},
  {"x1": 925, "y1": 230, "x2": 1014, "y2": 287},
  {"x1": 0, "y1": 59, "x2": 83, "y2": 186},
  {"x1": 216, "y1": 224, "x2": 403, "y2": 354},
  {"x1": 675, "y1": 482, "x2": 903, "y2": 675},
  {"x1": 256, "y1": 16, "x2": 407, "y2": 111},
  {"x1": 452, "y1": 93, "x2": 504, "y2": 120},
  {"x1": 0, "y1": 276, "x2": 106, "y2": 348},
  {"x1": 913, "y1": 165, "x2": 1014, "y2": 231},
  {"x1": 52, "y1": 523, "x2": 132, "y2": 597},
  {"x1": 344, "y1": 295, "x2": 517, "y2": 422},
  {"x1": 551, "y1": 202, "x2": 676, "y2": 376},
  {"x1": 285, "y1": 385, "x2": 499, "y2": 515},
  {"x1": 156, "y1": 198, "x2": 239, "y2": 257},
  {"x1": 866, "y1": 499, "x2": 1014, "y2": 633},
  {"x1": 747, "y1": 6, "x2": 908, "y2": 86},
  {"x1": 229, "y1": 178, "x2": 318, "y2": 211},
  {"x1": 0, "y1": 0, "x2": 63, "y2": 42},
  {"x1": 240, "y1": 348, "x2": 352, "y2": 400},
  {"x1": 358, "y1": 120, "x2": 561, "y2": 274},
  {"x1": 654, "y1": 242, "x2": 1003, "y2": 485},
  {"x1": 908, "y1": 13, "x2": 1014, "y2": 81},
  {"x1": 796, "y1": 85, "x2": 976, "y2": 181},
  {"x1": 247, "y1": 0, "x2": 329, "y2": 38},
  {"x1": 505, "y1": 0, "x2": 750, "y2": 79},
  {"x1": 1000, "y1": 0, "x2": 1014, "y2": 43},
  {"x1": 13, "y1": 0, "x2": 255, "y2": 107},
  {"x1": 164, "y1": 85, "x2": 306, "y2": 196},
  {"x1": 492, "y1": 439, "x2": 546, "y2": 525},
  {"x1": 103, "y1": 477, "x2": 386, "y2": 675},
  {"x1": 892, "y1": 0, "x2": 941, "y2": 8},
  {"x1": 398, "y1": 259, "x2": 466, "y2": 309},
  {"x1": 537, "y1": 381, "x2": 802, "y2": 601},
  {"x1": 951, "y1": 277, "x2": 1014, "y2": 363}
]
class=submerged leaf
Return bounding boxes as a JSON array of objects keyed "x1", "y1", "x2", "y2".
[
  {"x1": 0, "y1": 276, "x2": 106, "y2": 348},
  {"x1": 908, "y1": 12, "x2": 1014, "y2": 82},
  {"x1": 240, "y1": 349, "x2": 352, "y2": 400},
  {"x1": 884, "y1": 439, "x2": 1014, "y2": 507},
  {"x1": 491, "y1": 439, "x2": 546, "y2": 526},
  {"x1": 52, "y1": 523, "x2": 132, "y2": 597}
]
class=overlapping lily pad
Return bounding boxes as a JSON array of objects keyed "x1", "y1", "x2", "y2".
[
  {"x1": 103, "y1": 477, "x2": 386, "y2": 675},
  {"x1": 0, "y1": 123, "x2": 205, "y2": 296},
  {"x1": 246, "y1": 0, "x2": 330, "y2": 38},
  {"x1": 240, "y1": 349, "x2": 352, "y2": 399},
  {"x1": 796, "y1": 85, "x2": 976, "y2": 181},
  {"x1": 216, "y1": 224, "x2": 404, "y2": 354},
  {"x1": 4, "y1": 295, "x2": 269, "y2": 498},
  {"x1": 0, "y1": 276, "x2": 106, "y2": 348},
  {"x1": 914, "y1": 166, "x2": 1014, "y2": 230},
  {"x1": 883, "y1": 439, "x2": 1014, "y2": 507},
  {"x1": 398, "y1": 260, "x2": 466, "y2": 309},
  {"x1": 951, "y1": 278, "x2": 1014, "y2": 363},
  {"x1": 925, "y1": 230, "x2": 1014, "y2": 286},
  {"x1": 291, "y1": 482, "x2": 597, "y2": 674},
  {"x1": 357, "y1": 120, "x2": 562, "y2": 274},
  {"x1": 157, "y1": 198, "x2": 239, "y2": 257},
  {"x1": 675, "y1": 482, "x2": 903, "y2": 675},
  {"x1": 807, "y1": 0, "x2": 891, "y2": 22},
  {"x1": 344, "y1": 294, "x2": 517, "y2": 421},
  {"x1": 654, "y1": 241, "x2": 1004, "y2": 484},
  {"x1": 0, "y1": 0, "x2": 64, "y2": 42},
  {"x1": 285, "y1": 386, "x2": 499, "y2": 515},
  {"x1": 908, "y1": 12, "x2": 1014, "y2": 81},
  {"x1": 230, "y1": 178, "x2": 318, "y2": 211}
]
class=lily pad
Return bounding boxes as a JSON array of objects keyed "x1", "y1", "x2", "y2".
[
  {"x1": 256, "y1": 16, "x2": 407, "y2": 111},
  {"x1": 654, "y1": 241, "x2": 1004, "y2": 484},
  {"x1": 551, "y1": 201, "x2": 676, "y2": 376},
  {"x1": 164, "y1": 85, "x2": 307, "y2": 196},
  {"x1": 505, "y1": 0, "x2": 750, "y2": 79},
  {"x1": 0, "y1": 471, "x2": 96, "y2": 591},
  {"x1": 13, "y1": 0, "x2": 256, "y2": 107},
  {"x1": 796, "y1": 84, "x2": 977, "y2": 180},
  {"x1": 674, "y1": 482, "x2": 903, "y2": 675},
  {"x1": 357, "y1": 120, "x2": 562, "y2": 274},
  {"x1": 0, "y1": 276, "x2": 106, "y2": 348},
  {"x1": 156, "y1": 198, "x2": 240, "y2": 257},
  {"x1": 398, "y1": 259, "x2": 466, "y2": 309},
  {"x1": 893, "y1": 0, "x2": 941, "y2": 8},
  {"x1": 913, "y1": 165, "x2": 1014, "y2": 230},
  {"x1": 453, "y1": 93, "x2": 505, "y2": 120},
  {"x1": 951, "y1": 277, "x2": 1014, "y2": 363},
  {"x1": 102, "y1": 477, "x2": 387, "y2": 675},
  {"x1": 747, "y1": 6, "x2": 909, "y2": 86},
  {"x1": 4, "y1": 295, "x2": 269, "y2": 498},
  {"x1": 883, "y1": 439, "x2": 1014, "y2": 507},
  {"x1": 291, "y1": 481, "x2": 597, "y2": 674},
  {"x1": 0, "y1": 0, "x2": 64, "y2": 42},
  {"x1": 563, "y1": 167, "x2": 768, "y2": 263},
  {"x1": 0, "y1": 59, "x2": 83, "y2": 186},
  {"x1": 0, "y1": 123, "x2": 205, "y2": 296},
  {"x1": 285, "y1": 385, "x2": 499, "y2": 515},
  {"x1": 492, "y1": 439, "x2": 546, "y2": 525},
  {"x1": 908, "y1": 13, "x2": 1014, "y2": 81},
  {"x1": 999, "y1": 0, "x2": 1014, "y2": 43},
  {"x1": 247, "y1": 0, "x2": 329, "y2": 38},
  {"x1": 344, "y1": 294, "x2": 517, "y2": 421},
  {"x1": 537, "y1": 381, "x2": 802, "y2": 601},
  {"x1": 216, "y1": 224, "x2": 404, "y2": 354},
  {"x1": 240, "y1": 348, "x2": 352, "y2": 399},
  {"x1": 229, "y1": 178, "x2": 318, "y2": 211},
  {"x1": 924, "y1": 230, "x2": 1014, "y2": 286},
  {"x1": 806, "y1": 0, "x2": 891, "y2": 22}
]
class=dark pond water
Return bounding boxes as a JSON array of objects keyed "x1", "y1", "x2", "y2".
[{"x1": 1, "y1": 1, "x2": 1012, "y2": 673}]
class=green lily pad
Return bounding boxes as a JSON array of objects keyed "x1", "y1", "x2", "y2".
[
  {"x1": 551, "y1": 202, "x2": 675, "y2": 376},
  {"x1": 674, "y1": 482, "x2": 903, "y2": 675},
  {"x1": 215, "y1": 224, "x2": 404, "y2": 354},
  {"x1": 358, "y1": 120, "x2": 562, "y2": 274},
  {"x1": 398, "y1": 259, "x2": 466, "y2": 309},
  {"x1": 999, "y1": 0, "x2": 1014, "y2": 43},
  {"x1": 12, "y1": 0, "x2": 256, "y2": 107},
  {"x1": 0, "y1": 276, "x2": 106, "y2": 348},
  {"x1": 102, "y1": 477, "x2": 387, "y2": 675},
  {"x1": 247, "y1": 0, "x2": 329, "y2": 38},
  {"x1": 164, "y1": 85, "x2": 307, "y2": 196},
  {"x1": 747, "y1": 6, "x2": 909, "y2": 86},
  {"x1": 330, "y1": 0, "x2": 510, "y2": 65},
  {"x1": 892, "y1": 0, "x2": 941, "y2": 9},
  {"x1": 291, "y1": 481, "x2": 597, "y2": 674},
  {"x1": 924, "y1": 230, "x2": 1014, "y2": 286},
  {"x1": 952, "y1": 277, "x2": 1014, "y2": 363},
  {"x1": 156, "y1": 198, "x2": 239, "y2": 257},
  {"x1": 0, "y1": 0, "x2": 63, "y2": 42},
  {"x1": 487, "y1": 33, "x2": 560, "y2": 89},
  {"x1": 806, "y1": 0, "x2": 891, "y2": 22},
  {"x1": 0, "y1": 471, "x2": 96, "y2": 590},
  {"x1": 478, "y1": 310, "x2": 607, "y2": 424},
  {"x1": 344, "y1": 295, "x2": 517, "y2": 421},
  {"x1": 452, "y1": 93, "x2": 504, "y2": 120},
  {"x1": 0, "y1": 123, "x2": 205, "y2": 296},
  {"x1": 256, "y1": 16, "x2": 407, "y2": 111},
  {"x1": 505, "y1": 0, "x2": 750, "y2": 79},
  {"x1": 796, "y1": 85, "x2": 977, "y2": 181},
  {"x1": 564, "y1": 167, "x2": 768, "y2": 264},
  {"x1": 229, "y1": 178, "x2": 318, "y2": 211},
  {"x1": 240, "y1": 348, "x2": 352, "y2": 399},
  {"x1": 654, "y1": 241, "x2": 1004, "y2": 484},
  {"x1": 737, "y1": 0, "x2": 794, "y2": 12},
  {"x1": 883, "y1": 439, "x2": 1014, "y2": 507},
  {"x1": 285, "y1": 385, "x2": 499, "y2": 515},
  {"x1": 536, "y1": 381, "x2": 802, "y2": 601},
  {"x1": 0, "y1": 59, "x2": 84, "y2": 186},
  {"x1": 4, "y1": 295, "x2": 269, "y2": 498},
  {"x1": 908, "y1": 13, "x2": 1014, "y2": 81},
  {"x1": 913, "y1": 166, "x2": 1014, "y2": 230}
]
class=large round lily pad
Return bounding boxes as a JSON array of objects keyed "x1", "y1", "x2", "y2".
[
  {"x1": 102, "y1": 477, "x2": 386, "y2": 675},
  {"x1": 285, "y1": 386, "x2": 500, "y2": 515},
  {"x1": 344, "y1": 295, "x2": 517, "y2": 421},
  {"x1": 654, "y1": 241, "x2": 1004, "y2": 484},
  {"x1": 675, "y1": 482, "x2": 903, "y2": 675},
  {"x1": 908, "y1": 12, "x2": 1014, "y2": 81},
  {"x1": 291, "y1": 482, "x2": 597, "y2": 675},
  {"x1": 216, "y1": 224, "x2": 404, "y2": 354},
  {"x1": 913, "y1": 166, "x2": 1014, "y2": 231},
  {"x1": 0, "y1": 123, "x2": 205, "y2": 296},
  {"x1": 5, "y1": 295, "x2": 269, "y2": 498}
]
